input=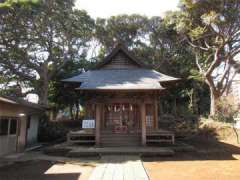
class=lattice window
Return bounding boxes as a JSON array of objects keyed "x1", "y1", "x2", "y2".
[{"x1": 146, "y1": 104, "x2": 154, "y2": 128}]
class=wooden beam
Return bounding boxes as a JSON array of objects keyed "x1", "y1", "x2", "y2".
[
  {"x1": 140, "y1": 102, "x2": 146, "y2": 146},
  {"x1": 95, "y1": 103, "x2": 101, "y2": 146},
  {"x1": 154, "y1": 96, "x2": 159, "y2": 130}
]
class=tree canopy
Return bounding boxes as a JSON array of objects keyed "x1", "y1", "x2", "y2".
[
  {"x1": 164, "y1": 0, "x2": 240, "y2": 115},
  {"x1": 1, "y1": 0, "x2": 239, "y2": 118},
  {"x1": 0, "y1": 0, "x2": 94, "y2": 105}
]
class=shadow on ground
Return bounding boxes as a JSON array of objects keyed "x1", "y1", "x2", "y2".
[
  {"x1": 143, "y1": 136, "x2": 240, "y2": 161},
  {"x1": 0, "y1": 160, "x2": 81, "y2": 180}
]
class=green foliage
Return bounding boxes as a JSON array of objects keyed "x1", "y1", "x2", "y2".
[
  {"x1": 48, "y1": 57, "x2": 93, "y2": 116},
  {"x1": 38, "y1": 117, "x2": 68, "y2": 142},
  {"x1": 0, "y1": 0, "x2": 219, "y2": 118},
  {"x1": 0, "y1": 0, "x2": 94, "y2": 105},
  {"x1": 95, "y1": 14, "x2": 149, "y2": 53},
  {"x1": 0, "y1": 0, "x2": 39, "y2": 8},
  {"x1": 166, "y1": 0, "x2": 240, "y2": 116},
  {"x1": 38, "y1": 115, "x2": 83, "y2": 142},
  {"x1": 188, "y1": 26, "x2": 206, "y2": 39}
]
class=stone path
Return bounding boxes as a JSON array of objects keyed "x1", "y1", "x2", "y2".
[{"x1": 88, "y1": 155, "x2": 149, "y2": 180}]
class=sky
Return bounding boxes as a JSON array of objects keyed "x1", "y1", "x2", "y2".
[{"x1": 75, "y1": 0, "x2": 179, "y2": 19}]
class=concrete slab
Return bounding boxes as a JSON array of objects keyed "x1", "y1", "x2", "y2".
[{"x1": 89, "y1": 155, "x2": 149, "y2": 180}]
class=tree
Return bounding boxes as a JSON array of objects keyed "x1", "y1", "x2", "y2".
[
  {"x1": 48, "y1": 56, "x2": 94, "y2": 120},
  {"x1": 0, "y1": 0, "x2": 94, "y2": 105},
  {"x1": 166, "y1": 0, "x2": 240, "y2": 116},
  {"x1": 94, "y1": 15, "x2": 196, "y2": 78},
  {"x1": 0, "y1": 0, "x2": 39, "y2": 8},
  {"x1": 94, "y1": 15, "x2": 149, "y2": 55}
]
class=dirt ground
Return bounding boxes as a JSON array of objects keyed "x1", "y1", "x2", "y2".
[
  {"x1": 144, "y1": 153, "x2": 240, "y2": 180},
  {"x1": 1, "y1": 120, "x2": 240, "y2": 180},
  {"x1": 143, "y1": 133, "x2": 240, "y2": 180}
]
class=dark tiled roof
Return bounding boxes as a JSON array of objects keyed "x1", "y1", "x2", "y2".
[
  {"x1": 63, "y1": 69, "x2": 179, "y2": 90},
  {"x1": 62, "y1": 43, "x2": 180, "y2": 90}
]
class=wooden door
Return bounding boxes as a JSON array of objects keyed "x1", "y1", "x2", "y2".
[{"x1": 104, "y1": 103, "x2": 139, "y2": 133}]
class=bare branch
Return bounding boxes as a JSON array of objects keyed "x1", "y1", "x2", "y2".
[
  {"x1": 187, "y1": 38, "x2": 210, "y2": 51},
  {"x1": 195, "y1": 54, "x2": 204, "y2": 74},
  {"x1": 206, "y1": 47, "x2": 222, "y2": 76}
]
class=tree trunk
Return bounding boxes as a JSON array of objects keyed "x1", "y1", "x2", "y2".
[
  {"x1": 38, "y1": 80, "x2": 49, "y2": 106},
  {"x1": 75, "y1": 102, "x2": 79, "y2": 120},
  {"x1": 69, "y1": 105, "x2": 74, "y2": 120},
  {"x1": 209, "y1": 88, "x2": 220, "y2": 117},
  {"x1": 38, "y1": 64, "x2": 49, "y2": 106}
]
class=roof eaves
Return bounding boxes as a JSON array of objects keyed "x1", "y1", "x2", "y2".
[{"x1": 0, "y1": 96, "x2": 46, "y2": 111}]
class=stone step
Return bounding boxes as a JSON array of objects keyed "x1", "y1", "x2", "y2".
[{"x1": 67, "y1": 147, "x2": 174, "y2": 157}]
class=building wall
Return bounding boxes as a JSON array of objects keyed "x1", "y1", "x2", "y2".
[
  {"x1": 27, "y1": 115, "x2": 39, "y2": 146},
  {"x1": 0, "y1": 101, "x2": 40, "y2": 156},
  {"x1": 0, "y1": 134, "x2": 17, "y2": 156},
  {"x1": 0, "y1": 101, "x2": 23, "y2": 117}
]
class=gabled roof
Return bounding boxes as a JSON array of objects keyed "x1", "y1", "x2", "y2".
[
  {"x1": 62, "y1": 43, "x2": 180, "y2": 90},
  {"x1": 92, "y1": 43, "x2": 149, "y2": 70},
  {"x1": 63, "y1": 69, "x2": 179, "y2": 90}
]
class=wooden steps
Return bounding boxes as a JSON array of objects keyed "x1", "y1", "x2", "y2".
[{"x1": 100, "y1": 133, "x2": 140, "y2": 147}]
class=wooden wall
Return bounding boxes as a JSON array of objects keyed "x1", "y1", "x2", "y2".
[{"x1": 101, "y1": 51, "x2": 140, "y2": 69}]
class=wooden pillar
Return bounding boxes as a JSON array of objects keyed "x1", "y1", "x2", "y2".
[
  {"x1": 140, "y1": 102, "x2": 146, "y2": 146},
  {"x1": 154, "y1": 96, "x2": 159, "y2": 130},
  {"x1": 17, "y1": 116, "x2": 27, "y2": 152},
  {"x1": 95, "y1": 103, "x2": 101, "y2": 146}
]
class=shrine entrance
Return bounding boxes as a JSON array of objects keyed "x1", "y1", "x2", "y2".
[{"x1": 103, "y1": 103, "x2": 140, "y2": 134}]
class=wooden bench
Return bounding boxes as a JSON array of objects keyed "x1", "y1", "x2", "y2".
[
  {"x1": 67, "y1": 130, "x2": 95, "y2": 144},
  {"x1": 146, "y1": 129, "x2": 175, "y2": 145}
]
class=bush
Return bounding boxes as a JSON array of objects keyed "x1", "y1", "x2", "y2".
[{"x1": 38, "y1": 115, "x2": 82, "y2": 142}]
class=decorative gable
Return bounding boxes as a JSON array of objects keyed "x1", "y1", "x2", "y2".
[
  {"x1": 94, "y1": 44, "x2": 147, "y2": 70},
  {"x1": 101, "y1": 50, "x2": 141, "y2": 69}
]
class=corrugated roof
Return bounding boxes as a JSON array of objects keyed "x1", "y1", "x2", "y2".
[{"x1": 63, "y1": 69, "x2": 179, "y2": 90}]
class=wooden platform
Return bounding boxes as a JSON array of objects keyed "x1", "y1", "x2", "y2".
[
  {"x1": 67, "y1": 129, "x2": 175, "y2": 146},
  {"x1": 67, "y1": 146, "x2": 174, "y2": 157}
]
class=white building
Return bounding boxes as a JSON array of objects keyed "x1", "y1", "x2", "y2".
[{"x1": 0, "y1": 96, "x2": 45, "y2": 156}]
